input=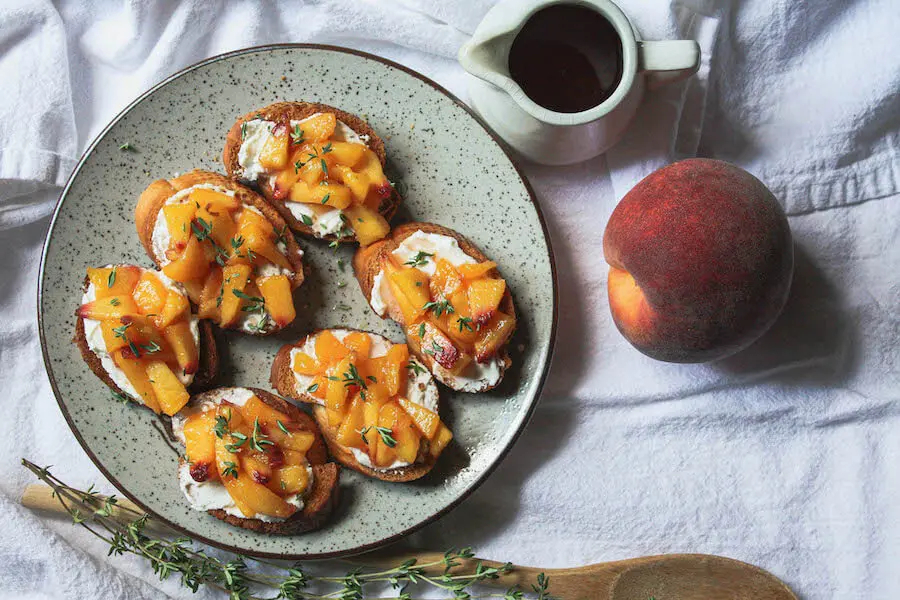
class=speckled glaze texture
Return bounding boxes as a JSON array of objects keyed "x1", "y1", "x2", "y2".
[{"x1": 39, "y1": 45, "x2": 556, "y2": 559}]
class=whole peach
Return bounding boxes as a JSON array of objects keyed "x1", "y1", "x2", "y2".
[{"x1": 602, "y1": 159, "x2": 793, "y2": 363}]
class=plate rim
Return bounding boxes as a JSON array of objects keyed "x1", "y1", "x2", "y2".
[{"x1": 37, "y1": 43, "x2": 559, "y2": 559}]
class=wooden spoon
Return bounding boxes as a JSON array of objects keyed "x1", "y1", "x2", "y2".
[
  {"x1": 21, "y1": 484, "x2": 797, "y2": 599},
  {"x1": 354, "y1": 551, "x2": 799, "y2": 600}
]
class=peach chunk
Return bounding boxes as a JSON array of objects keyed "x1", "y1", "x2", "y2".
[
  {"x1": 442, "y1": 289, "x2": 479, "y2": 346},
  {"x1": 196, "y1": 205, "x2": 237, "y2": 250},
  {"x1": 336, "y1": 395, "x2": 366, "y2": 449},
  {"x1": 421, "y1": 322, "x2": 461, "y2": 370},
  {"x1": 132, "y1": 272, "x2": 169, "y2": 316},
  {"x1": 219, "y1": 263, "x2": 253, "y2": 327},
  {"x1": 387, "y1": 267, "x2": 430, "y2": 323},
  {"x1": 374, "y1": 403, "x2": 400, "y2": 467},
  {"x1": 473, "y1": 310, "x2": 516, "y2": 363},
  {"x1": 292, "y1": 352, "x2": 322, "y2": 376},
  {"x1": 429, "y1": 423, "x2": 453, "y2": 457},
  {"x1": 112, "y1": 351, "x2": 161, "y2": 413},
  {"x1": 241, "y1": 394, "x2": 288, "y2": 426},
  {"x1": 224, "y1": 466, "x2": 297, "y2": 519},
  {"x1": 77, "y1": 295, "x2": 140, "y2": 320},
  {"x1": 162, "y1": 320, "x2": 199, "y2": 375},
  {"x1": 398, "y1": 397, "x2": 441, "y2": 439},
  {"x1": 331, "y1": 164, "x2": 370, "y2": 203},
  {"x1": 278, "y1": 429, "x2": 316, "y2": 454},
  {"x1": 88, "y1": 266, "x2": 141, "y2": 299},
  {"x1": 183, "y1": 410, "x2": 218, "y2": 482},
  {"x1": 197, "y1": 268, "x2": 223, "y2": 321},
  {"x1": 301, "y1": 113, "x2": 336, "y2": 142},
  {"x1": 356, "y1": 149, "x2": 389, "y2": 191},
  {"x1": 191, "y1": 188, "x2": 240, "y2": 213},
  {"x1": 316, "y1": 330, "x2": 350, "y2": 364},
  {"x1": 258, "y1": 124, "x2": 289, "y2": 170},
  {"x1": 344, "y1": 204, "x2": 390, "y2": 246},
  {"x1": 145, "y1": 360, "x2": 190, "y2": 415},
  {"x1": 458, "y1": 261, "x2": 497, "y2": 280},
  {"x1": 324, "y1": 356, "x2": 352, "y2": 421},
  {"x1": 155, "y1": 287, "x2": 190, "y2": 328},
  {"x1": 272, "y1": 464, "x2": 310, "y2": 495},
  {"x1": 162, "y1": 236, "x2": 210, "y2": 282},
  {"x1": 237, "y1": 215, "x2": 291, "y2": 270},
  {"x1": 256, "y1": 275, "x2": 295, "y2": 327},
  {"x1": 100, "y1": 319, "x2": 132, "y2": 354},
  {"x1": 242, "y1": 452, "x2": 273, "y2": 485},
  {"x1": 363, "y1": 400, "x2": 381, "y2": 462},
  {"x1": 300, "y1": 160, "x2": 330, "y2": 187},
  {"x1": 467, "y1": 278, "x2": 506, "y2": 325},
  {"x1": 393, "y1": 408, "x2": 420, "y2": 464},
  {"x1": 341, "y1": 332, "x2": 372, "y2": 357},
  {"x1": 379, "y1": 343, "x2": 409, "y2": 397},
  {"x1": 289, "y1": 181, "x2": 352, "y2": 209},
  {"x1": 272, "y1": 164, "x2": 300, "y2": 201},
  {"x1": 163, "y1": 203, "x2": 197, "y2": 251},
  {"x1": 327, "y1": 141, "x2": 366, "y2": 167},
  {"x1": 430, "y1": 259, "x2": 463, "y2": 299}
]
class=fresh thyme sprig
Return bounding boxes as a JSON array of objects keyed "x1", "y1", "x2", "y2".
[
  {"x1": 233, "y1": 289, "x2": 265, "y2": 313},
  {"x1": 21, "y1": 459, "x2": 558, "y2": 600},
  {"x1": 424, "y1": 299, "x2": 454, "y2": 318},
  {"x1": 404, "y1": 251, "x2": 433, "y2": 268}
]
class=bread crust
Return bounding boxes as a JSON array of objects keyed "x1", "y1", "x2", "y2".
[
  {"x1": 134, "y1": 170, "x2": 305, "y2": 335},
  {"x1": 270, "y1": 331, "x2": 440, "y2": 482},
  {"x1": 222, "y1": 102, "x2": 401, "y2": 243},
  {"x1": 352, "y1": 223, "x2": 515, "y2": 392},
  {"x1": 186, "y1": 387, "x2": 340, "y2": 534},
  {"x1": 73, "y1": 270, "x2": 219, "y2": 409}
]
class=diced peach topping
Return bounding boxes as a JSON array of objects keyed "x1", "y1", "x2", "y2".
[
  {"x1": 183, "y1": 396, "x2": 311, "y2": 517},
  {"x1": 132, "y1": 272, "x2": 169, "y2": 316},
  {"x1": 156, "y1": 188, "x2": 297, "y2": 330},
  {"x1": 76, "y1": 266, "x2": 200, "y2": 415},
  {"x1": 145, "y1": 360, "x2": 190, "y2": 415},
  {"x1": 256, "y1": 275, "x2": 295, "y2": 328},
  {"x1": 242, "y1": 112, "x2": 393, "y2": 244},
  {"x1": 290, "y1": 330, "x2": 453, "y2": 466},
  {"x1": 377, "y1": 243, "x2": 514, "y2": 377},
  {"x1": 88, "y1": 266, "x2": 141, "y2": 299}
]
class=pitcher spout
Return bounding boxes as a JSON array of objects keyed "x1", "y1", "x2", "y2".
[{"x1": 458, "y1": 29, "x2": 518, "y2": 92}]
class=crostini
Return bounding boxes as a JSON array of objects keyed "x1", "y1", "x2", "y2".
[
  {"x1": 222, "y1": 102, "x2": 400, "y2": 246},
  {"x1": 74, "y1": 264, "x2": 217, "y2": 415},
  {"x1": 135, "y1": 170, "x2": 305, "y2": 335},
  {"x1": 172, "y1": 387, "x2": 340, "y2": 534},
  {"x1": 354, "y1": 223, "x2": 516, "y2": 393},
  {"x1": 271, "y1": 329, "x2": 453, "y2": 482}
]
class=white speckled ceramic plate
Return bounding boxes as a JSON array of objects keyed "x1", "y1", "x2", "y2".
[{"x1": 39, "y1": 45, "x2": 556, "y2": 558}]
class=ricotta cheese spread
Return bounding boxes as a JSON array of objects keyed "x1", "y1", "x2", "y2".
[
  {"x1": 237, "y1": 114, "x2": 369, "y2": 238},
  {"x1": 368, "y1": 232, "x2": 505, "y2": 391},
  {"x1": 150, "y1": 184, "x2": 298, "y2": 334},
  {"x1": 288, "y1": 329, "x2": 439, "y2": 471},
  {"x1": 81, "y1": 268, "x2": 199, "y2": 402},
  {"x1": 171, "y1": 387, "x2": 312, "y2": 521}
]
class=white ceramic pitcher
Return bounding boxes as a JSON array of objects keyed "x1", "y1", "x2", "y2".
[{"x1": 458, "y1": 0, "x2": 700, "y2": 165}]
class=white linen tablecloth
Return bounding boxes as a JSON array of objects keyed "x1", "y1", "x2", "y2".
[{"x1": 1, "y1": 1, "x2": 898, "y2": 598}]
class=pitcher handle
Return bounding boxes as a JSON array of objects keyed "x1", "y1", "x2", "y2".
[{"x1": 638, "y1": 40, "x2": 701, "y2": 88}]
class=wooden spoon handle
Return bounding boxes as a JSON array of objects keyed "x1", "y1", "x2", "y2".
[{"x1": 349, "y1": 551, "x2": 561, "y2": 592}]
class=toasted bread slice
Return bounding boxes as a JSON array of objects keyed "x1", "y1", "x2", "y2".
[
  {"x1": 270, "y1": 329, "x2": 442, "y2": 482},
  {"x1": 353, "y1": 222, "x2": 515, "y2": 392},
  {"x1": 222, "y1": 102, "x2": 401, "y2": 243},
  {"x1": 135, "y1": 169, "x2": 305, "y2": 335},
  {"x1": 73, "y1": 268, "x2": 218, "y2": 413},
  {"x1": 175, "y1": 387, "x2": 340, "y2": 535}
]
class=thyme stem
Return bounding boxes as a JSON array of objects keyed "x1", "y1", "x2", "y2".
[{"x1": 20, "y1": 459, "x2": 556, "y2": 600}]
